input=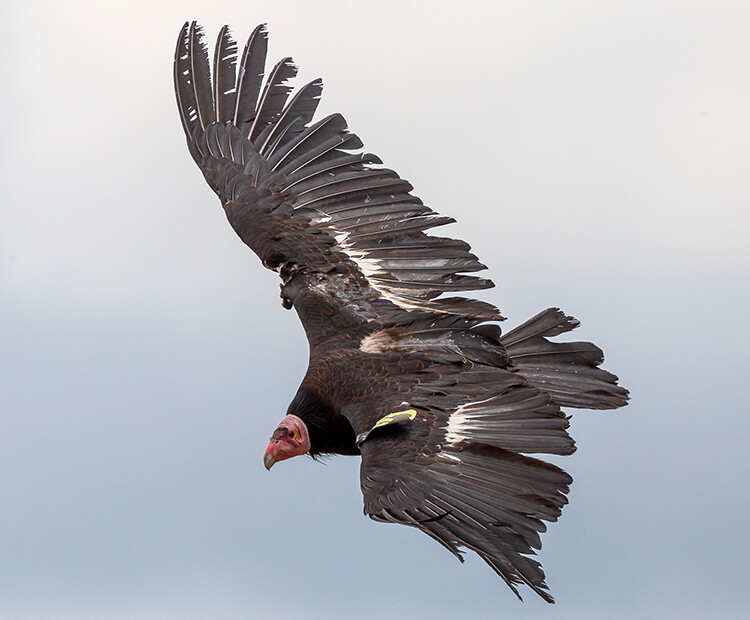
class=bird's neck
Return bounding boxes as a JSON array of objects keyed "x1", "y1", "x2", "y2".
[{"x1": 288, "y1": 387, "x2": 359, "y2": 456}]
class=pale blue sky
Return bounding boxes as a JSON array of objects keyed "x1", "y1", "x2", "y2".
[{"x1": 2, "y1": 1, "x2": 749, "y2": 618}]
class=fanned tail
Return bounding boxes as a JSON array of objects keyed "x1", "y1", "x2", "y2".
[{"x1": 502, "y1": 308, "x2": 629, "y2": 410}]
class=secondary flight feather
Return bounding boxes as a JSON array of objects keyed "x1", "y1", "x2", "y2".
[{"x1": 174, "y1": 21, "x2": 628, "y2": 603}]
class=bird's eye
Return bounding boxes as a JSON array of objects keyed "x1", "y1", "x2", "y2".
[{"x1": 288, "y1": 430, "x2": 297, "y2": 440}]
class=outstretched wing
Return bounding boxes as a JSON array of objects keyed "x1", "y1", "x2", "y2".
[
  {"x1": 174, "y1": 22, "x2": 499, "y2": 347},
  {"x1": 353, "y1": 363, "x2": 572, "y2": 603}
]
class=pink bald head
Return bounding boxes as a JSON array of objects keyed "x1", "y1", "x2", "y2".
[{"x1": 263, "y1": 414, "x2": 311, "y2": 470}]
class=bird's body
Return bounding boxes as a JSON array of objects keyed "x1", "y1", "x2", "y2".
[{"x1": 174, "y1": 21, "x2": 628, "y2": 603}]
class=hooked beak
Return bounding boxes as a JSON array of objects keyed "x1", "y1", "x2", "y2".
[{"x1": 264, "y1": 443, "x2": 277, "y2": 470}]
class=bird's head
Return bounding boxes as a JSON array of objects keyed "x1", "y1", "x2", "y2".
[{"x1": 264, "y1": 414, "x2": 311, "y2": 470}]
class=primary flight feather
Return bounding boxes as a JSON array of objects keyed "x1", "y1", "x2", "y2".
[{"x1": 173, "y1": 21, "x2": 628, "y2": 603}]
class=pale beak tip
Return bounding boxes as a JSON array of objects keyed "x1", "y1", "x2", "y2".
[{"x1": 264, "y1": 450, "x2": 276, "y2": 471}]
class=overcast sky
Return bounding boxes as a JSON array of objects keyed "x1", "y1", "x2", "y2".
[{"x1": 2, "y1": 1, "x2": 749, "y2": 618}]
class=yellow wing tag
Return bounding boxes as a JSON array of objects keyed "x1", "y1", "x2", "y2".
[
  {"x1": 356, "y1": 409, "x2": 417, "y2": 447},
  {"x1": 372, "y1": 409, "x2": 417, "y2": 429}
]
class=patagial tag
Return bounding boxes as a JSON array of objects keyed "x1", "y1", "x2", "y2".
[{"x1": 356, "y1": 409, "x2": 417, "y2": 447}]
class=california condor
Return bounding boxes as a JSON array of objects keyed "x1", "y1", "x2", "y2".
[{"x1": 173, "y1": 22, "x2": 628, "y2": 603}]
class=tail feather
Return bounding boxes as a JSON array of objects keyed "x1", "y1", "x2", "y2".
[{"x1": 502, "y1": 308, "x2": 629, "y2": 410}]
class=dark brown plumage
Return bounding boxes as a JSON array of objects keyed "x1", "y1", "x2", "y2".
[{"x1": 174, "y1": 21, "x2": 628, "y2": 603}]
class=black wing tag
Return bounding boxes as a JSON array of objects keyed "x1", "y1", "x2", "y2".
[{"x1": 356, "y1": 409, "x2": 417, "y2": 448}]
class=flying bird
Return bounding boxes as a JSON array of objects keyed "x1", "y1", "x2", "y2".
[{"x1": 173, "y1": 21, "x2": 628, "y2": 603}]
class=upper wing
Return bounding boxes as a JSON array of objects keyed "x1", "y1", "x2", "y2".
[{"x1": 174, "y1": 22, "x2": 501, "y2": 347}]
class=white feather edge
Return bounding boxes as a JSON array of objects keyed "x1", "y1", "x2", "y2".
[
  {"x1": 331, "y1": 231, "x2": 434, "y2": 313},
  {"x1": 444, "y1": 396, "x2": 496, "y2": 446}
]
